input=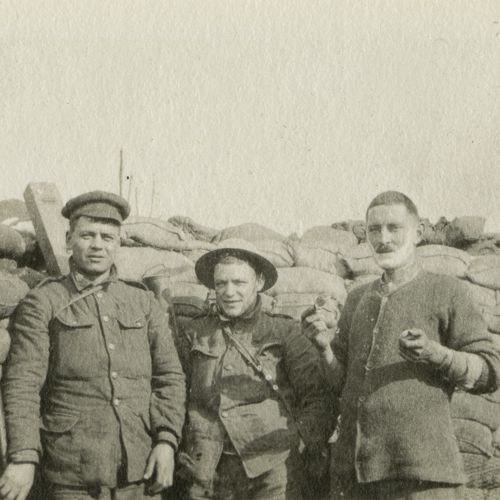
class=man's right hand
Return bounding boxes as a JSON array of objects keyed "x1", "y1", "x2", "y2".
[
  {"x1": 0, "y1": 463, "x2": 35, "y2": 500},
  {"x1": 302, "y1": 306, "x2": 339, "y2": 364}
]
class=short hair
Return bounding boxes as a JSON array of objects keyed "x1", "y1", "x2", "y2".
[
  {"x1": 366, "y1": 191, "x2": 419, "y2": 220},
  {"x1": 68, "y1": 215, "x2": 121, "y2": 236},
  {"x1": 215, "y1": 254, "x2": 264, "y2": 280}
]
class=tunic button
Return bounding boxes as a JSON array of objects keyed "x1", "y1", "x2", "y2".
[
  {"x1": 221, "y1": 411, "x2": 229, "y2": 418},
  {"x1": 272, "y1": 385, "x2": 279, "y2": 391},
  {"x1": 111, "y1": 371, "x2": 118, "y2": 379},
  {"x1": 256, "y1": 365, "x2": 263, "y2": 372},
  {"x1": 103, "y1": 315, "x2": 110, "y2": 322},
  {"x1": 224, "y1": 365, "x2": 233, "y2": 371},
  {"x1": 108, "y1": 343, "x2": 115, "y2": 351},
  {"x1": 373, "y1": 328, "x2": 379, "y2": 334},
  {"x1": 96, "y1": 293, "x2": 103, "y2": 299},
  {"x1": 265, "y1": 374, "x2": 272, "y2": 381},
  {"x1": 359, "y1": 396, "x2": 366, "y2": 403},
  {"x1": 113, "y1": 398, "x2": 120, "y2": 407}
]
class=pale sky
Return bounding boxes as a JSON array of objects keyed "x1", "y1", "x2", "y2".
[{"x1": 1, "y1": 0, "x2": 499, "y2": 237}]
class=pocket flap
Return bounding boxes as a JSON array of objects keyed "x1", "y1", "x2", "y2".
[
  {"x1": 116, "y1": 313, "x2": 147, "y2": 329},
  {"x1": 55, "y1": 309, "x2": 94, "y2": 328},
  {"x1": 257, "y1": 341, "x2": 281, "y2": 357},
  {"x1": 41, "y1": 413, "x2": 79, "y2": 433}
]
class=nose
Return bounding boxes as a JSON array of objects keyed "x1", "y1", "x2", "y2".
[
  {"x1": 223, "y1": 282, "x2": 236, "y2": 297},
  {"x1": 90, "y1": 235, "x2": 104, "y2": 248},
  {"x1": 379, "y1": 226, "x2": 392, "y2": 245}
]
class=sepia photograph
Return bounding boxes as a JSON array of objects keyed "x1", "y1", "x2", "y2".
[{"x1": 0, "y1": 1, "x2": 499, "y2": 498}]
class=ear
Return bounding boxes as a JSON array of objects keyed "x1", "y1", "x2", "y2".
[
  {"x1": 256, "y1": 273, "x2": 265, "y2": 293},
  {"x1": 415, "y1": 219, "x2": 425, "y2": 246}
]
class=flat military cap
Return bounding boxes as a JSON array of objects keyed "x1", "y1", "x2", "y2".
[
  {"x1": 61, "y1": 191, "x2": 131, "y2": 224},
  {"x1": 195, "y1": 238, "x2": 278, "y2": 292}
]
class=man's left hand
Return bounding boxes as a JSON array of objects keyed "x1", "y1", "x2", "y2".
[
  {"x1": 143, "y1": 443, "x2": 175, "y2": 494},
  {"x1": 398, "y1": 329, "x2": 448, "y2": 365}
]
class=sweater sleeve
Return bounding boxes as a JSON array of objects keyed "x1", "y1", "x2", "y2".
[{"x1": 444, "y1": 281, "x2": 500, "y2": 393}]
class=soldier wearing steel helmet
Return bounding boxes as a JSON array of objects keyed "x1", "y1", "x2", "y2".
[
  {"x1": 175, "y1": 239, "x2": 333, "y2": 500},
  {"x1": 0, "y1": 191, "x2": 186, "y2": 500}
]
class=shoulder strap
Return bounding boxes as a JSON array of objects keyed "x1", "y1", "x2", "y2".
[
  {"x1": 221, "y1": 326, "x2": 296, "y2": 421},
  {"x1": 53, "y1": 285, "x2": 104, "y2": 318}
]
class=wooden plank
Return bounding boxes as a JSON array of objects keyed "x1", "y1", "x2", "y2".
[{"x1": 23, "y1": 183, "x2": 69, "y2": 276}]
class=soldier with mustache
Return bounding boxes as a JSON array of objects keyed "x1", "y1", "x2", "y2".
[{"x1": 303, "y1": 191, "x2": 500, "y2": 500}]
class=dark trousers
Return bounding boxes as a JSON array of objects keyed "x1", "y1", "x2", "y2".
[
  {"x1": 331, "y1": 473, "x2": 464, "y2": 500},
  {"x1": 183, "y1": 450, "x2": 304, "y2": 500}
]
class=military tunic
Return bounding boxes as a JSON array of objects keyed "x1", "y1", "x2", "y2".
[{"x1": 1, "y1": 264, "x2": 186, "y2": 487}]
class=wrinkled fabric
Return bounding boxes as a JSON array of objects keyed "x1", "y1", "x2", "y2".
[
  {"x1": 2, "y1": 266, "x2": 186, "y2": 487},
  {"x1": 332, "y1": 270, "x2": 500, "y2": 485},
  {"x1": 176, "y1": 299, "x2": 334, "y2": 490}
]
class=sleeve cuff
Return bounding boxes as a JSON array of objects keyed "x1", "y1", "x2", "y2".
[
  {"x1": 9, "y1": 449, "x2": 39, "y2": 464},
  {"x1": 155, "y1": 430, "x2": 178, "y2": 450}
]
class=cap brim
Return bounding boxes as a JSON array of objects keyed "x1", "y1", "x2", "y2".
[{"x1": 195, "y1": 247, "x2": 278, "y2": 292}]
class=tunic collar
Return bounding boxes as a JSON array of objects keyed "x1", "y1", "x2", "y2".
[
  {"x1": 69, "y1": 258, "x2": 119, "y2": 292},
  {"x1": 378, "y1": 260, "x2": 422, "y2": 296},
  {"x1": 213, "y1": 295, "x2": 262, "y2": 327}
]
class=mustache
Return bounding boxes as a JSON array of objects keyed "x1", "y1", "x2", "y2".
[{"x1": 375, "y1": 245, "x2": 396, "y2": 254}]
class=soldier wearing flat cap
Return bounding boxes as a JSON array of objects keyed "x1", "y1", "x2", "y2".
[
  {"x1": 0, "y1": 191, "x2": 186, "y2": 500},
  {"x1": 174, "y1": 239, "x2": 333, "y2": 500}
]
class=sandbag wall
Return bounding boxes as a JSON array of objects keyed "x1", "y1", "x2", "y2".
[{"x1": 3, "y1": 196, "x2": 500, "y2": 486}]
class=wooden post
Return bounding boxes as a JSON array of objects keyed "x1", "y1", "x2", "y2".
[{"x1": 23, "y1": 183, "x2": 69, "y2": 276}]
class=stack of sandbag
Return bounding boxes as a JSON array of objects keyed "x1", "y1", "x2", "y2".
[
  {"x1": 287, "y1": 238, "x2": 349, "y2": 277},
  {"x1": 416, "y1": 245, "x2": 471, "y2": 278},
  {"x1": 115, "y1": 246, "x2": 195, "y2": 282},
  {"x1": 168, "y1": 215, "x2": 219, "y2": 243},
  {"x1": 331, "y1": 220, "x2": 367, "y2": 243},
  {"x1": 213, "y1": 223, "x2": 294, "y2": 268},
  {"x1": 265, "y1": 267, "x2": 347, "y2": 321},
  {"x1": 0, "y1": 199, "x2": 39, "y2": 266},
  {"x1": 465, "y1": 256, "x2": 500, "y2": 334},
  {"x1": 120, "y1": 215, "x2": 218, "y2": 264}
]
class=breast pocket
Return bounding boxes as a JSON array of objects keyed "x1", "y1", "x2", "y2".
[
  {"x1": 256, "y1": 342, "x2": 282, "y2": 382},
  {"x1": 189, "y1": 342, "x2": 223, "y2": 402},
  {"x1": 52, "y1": 311, "x2": 98, "y2": 378},
  {"x1": 116, "y1": 312, "x2": 151, "y2": 376}
]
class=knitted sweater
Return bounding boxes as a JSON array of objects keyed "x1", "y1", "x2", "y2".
[{"x1": 332, "y1": 270, "x2": 500, "y2": 484}]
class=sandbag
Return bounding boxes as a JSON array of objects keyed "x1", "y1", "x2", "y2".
[
  {"x1": 454, "y1": 418, "x2": 494, "y2": 457},
  {"x1": 267, "y1": 267, "x2": 347, "y2": 305},
  {"x1": 480, "y1": 306, "x2": 500, "y2": 334},
  {"x1": 331, "y1": 220, "x2": 366, "y2": 243},
  {"x1": 0, "y1": 199, "x2": 30, "y2": 224},
  {"x1": 115, "y1": 247, "x2": 194, "y2": 282},
  {"x1": 452, "y1": 392, "x2": 500, "y2": 432},
  {"x1": 420, "y1": 217, "x2": 448, "y2": 246},
  {"x1": 416, "y1": 245, "x2": 470, "y2": 278},
  {"x1": 0, "y1": 271, "x2": 30, "y2": 318},
  {"x1": 464, "y1": 282, "x2": 497, "y2": 309},
  {"x1": 168, "y1": 215, "x2": 219, "y2": 243},
  {"x1": 0, "y1": 327, "x2": 11, "y2": 363},
  {"x1": 166, "y1": 282, "x2": 210, "y2": 302},
  {"x1": 252, "y1": 240, "x2": 294, "y2": 268},
  {"x1": 213, "y1": 223, "x2": 286, "y2": 244},
  {"x1": 122, "y1": 216, "x2": 214, "y2": 252},
  {"x1": 181, "y1": 245, "x2": 217, "y2": 264},
  {"x1": 288, "y1": 240, "x2": 349, "y2": 277},
  {"x1": 446, "y1": 217, "x2": 485, "y2": 247},
  {"x1": 299, "y1": 226, "x2": 358, "y2": 255},
  {"x1": 467, "y1": 256, "x2": 500, "y2": 291},
  {"x1": 272, "y1": 293, "x2": 321, "y2": 322},
  {"x1": 0, "y1": 224, "x2": 26, "y2": 259},
  {"x1": 342, "y1": 242, "x2": 383, "y2": 277}
]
